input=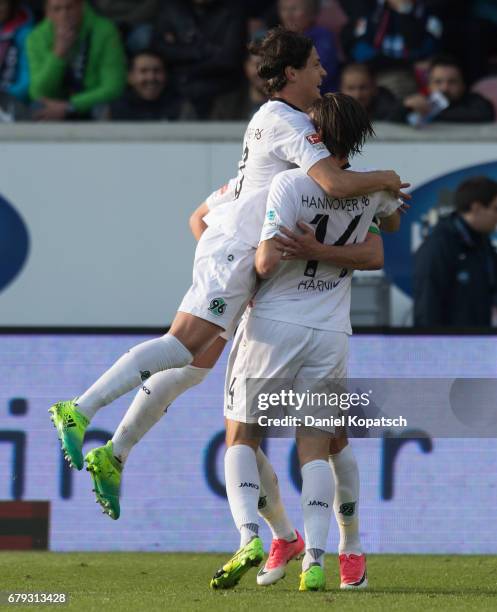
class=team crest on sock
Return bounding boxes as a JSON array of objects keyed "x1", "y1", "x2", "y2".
[{"x1": 339, "y1": 502, "x2": 356, "y2": 517}]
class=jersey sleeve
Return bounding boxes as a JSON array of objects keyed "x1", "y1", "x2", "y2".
[
  {"x1": 271, "y1": 111, "x2": 331, "y2": 174},
  {"x1": 205, "y1": 177, "x2": 238, "y2": 210},
  {"x1": 375, "y1": 191, "x2": 402, "y2": 218},
  {"x1": 259, "y1": 172, "x2": 299, "y2": 244}
]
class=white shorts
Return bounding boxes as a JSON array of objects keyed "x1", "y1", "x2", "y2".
[
  {"x1": 178, "y1": 226, "x2": 256, "y2": 337},
  {"x1": 224, "y1": 315, "x2": 349, "y2": 427}
]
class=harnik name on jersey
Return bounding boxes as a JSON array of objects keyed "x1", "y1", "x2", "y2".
[
  {"x1": 258, "y1": 414, "x2": 408, "y2": 428},
  {"x1": 297, "y1": 273, "x2": 348, "y2": 294}
]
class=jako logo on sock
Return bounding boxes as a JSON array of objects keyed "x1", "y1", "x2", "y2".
[
  {"x1": 308, "y1": 500, "x2": 329, "y2": 508},
  {"x1": 239, "y1": 482, "x2": 259, "y2": 489},
  {"x1": 0, "y1": 193, "x2": 29, "y2": 294}
]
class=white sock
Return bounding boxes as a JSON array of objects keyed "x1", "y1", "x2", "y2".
[
  {"x1": 301, "y1": 459, "x2": 333, "y2": 571},
  {"x1": 329, "y1": 445, "x2": 362, "y2": 555},
  {"x1": 111, "y1": 366, "x2": 210, "y2": 464},
  {"x1": 255, "y1": 448, "x2": 296, "y2": 542},
  {"x1": 76, "y1": 334, "x2": 193, "y2": 420},
  {"x1": 225, "y1": 445, "x2": 260, "y2": 547}
]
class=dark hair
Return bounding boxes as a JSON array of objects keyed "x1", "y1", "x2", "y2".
[
  {"x1": 249, "y1": 27, "x2": 313, "y2": 95},
  {"x1": 454, "y1": 176, "x2": 497, "y2": 213},
  {"x1": 4, "y1": 0, "x2": 19, "y2": 20},
  {"x1": 128, "y1": 48, "x2": 166, "y2": 71},
  {"x1": 429, "y1": 55, "x2": 463, "y2": 77},
  {"x1": 308, "y1": 93, "x2": 375, "y2": 159}
]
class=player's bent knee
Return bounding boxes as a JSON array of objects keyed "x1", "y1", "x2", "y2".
[
  {"x1": 169, "y1": 312, "x2": 225, "y2": 357},
  {"x1": 225, "y1": 420, "x2": 261, "y2": 450},
  {"x1": 297, "y1": 432, "x2": 331, "y2": 465},
  {"x1": 191, "y1": 337, "x2": 227, "y2": 368}
]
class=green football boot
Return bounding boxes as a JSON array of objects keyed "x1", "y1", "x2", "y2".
[
  {"x1": 48, "y1": 400, "x2": 89, "y2": 470},
  {"x1": 85, "y1": 441, "x2": 122, "y2": 520},
  {"x1": 210, "y1": 536, "x2": 264, "y2": 589},
  {"x1": 299, "y1": 564, "x2": 326, "y2": 592}
]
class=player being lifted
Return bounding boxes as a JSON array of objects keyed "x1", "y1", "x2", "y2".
[
  {"x1": 211, "y1": 93, "x2": 401, "y2": 592},
  {"x1": 48, "y1": 28, "x2": 407, "y2": 573}
]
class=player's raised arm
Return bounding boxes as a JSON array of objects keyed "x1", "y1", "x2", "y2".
[
  {"x1": 189, "y1": 202, "x2": 209, "y2": 241},
  {"x1": 305, "y1": 94, "x2": 409, "y2": 199},
  {"x1": 308, "y1": 159, "x2": 408, "y2": 200},
  {"x1": 310, "y1": 228, "x2": 384, "y2": 270},
  {"x1": 276, "y1": 222, "x2": 385, "y2": 270},
  {"x1": 189, "y1": 177, "x2": 238, "y2": 241},
  {"x1": 273, "y1": 186, "x2": 403, "y2": 264}
]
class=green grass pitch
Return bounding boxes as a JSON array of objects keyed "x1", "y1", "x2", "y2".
[{"x1": 1, "y1": 553, "x2": 496, "y2": 611}]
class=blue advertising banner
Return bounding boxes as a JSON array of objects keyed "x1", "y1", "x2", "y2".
[
  {"x1": 0, "y1": 193, "x2": 29, "y2": 293},
  {"x1": 1, "y1": 333, "x2": 496, "y2": 553},
  {"x1": 383, "y1": 160, "x2": 497, "y2": 296}
]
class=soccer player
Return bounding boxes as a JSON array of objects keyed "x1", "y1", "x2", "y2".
[
  {"x1": 211, "y1": 93, "x2": 401, "y2": 592},
  {"x1": 48, "y1": 29, "x2": 406, "y2": 521}
]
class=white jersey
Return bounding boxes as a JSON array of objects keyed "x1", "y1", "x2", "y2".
[
  {"x1": 252, "y1": 168, "x2": 400, "y2": 334},
  {"x1": 206, "y1": 186, "x2": 270, "y2": 247},
  {"x1": 204, "y1": 98, "x2": 330, "y2": 239},
  {"x1": 205, "y1": 177, "x2": 239, "y2": 210}
]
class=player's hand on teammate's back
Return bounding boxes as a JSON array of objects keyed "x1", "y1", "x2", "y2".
[
  {"x1": 382, "y1": 170, "x2": 411, "y2": 200},
  {"x1": 398, "y1": 183, "x2": 412, "y2": 201},
  {"x1": 275, "y1": 223, "x2": 323, "y2": 261}
]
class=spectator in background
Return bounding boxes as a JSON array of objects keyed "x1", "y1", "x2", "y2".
[
  {"x1": 246, "y1": 0, "x2": 277, "y2": 40},
  {"x1": 246, "y1": 0, "x2": 278, "y2": 22},
  {"x1": 153, "y1": 0, "x2": 246, "y2": 120},
  {"x1": 316, "y1": 0, "x2": 348, "y2": 61},
  {"x1": 278, "y1": 0, "x2": 339, "y2": 92},
  {"x1": 211, "y1": 48, "x2": 268, "y2": 120},
  {"x1": 108, "y1": 49, "x2": 181, "y2": 121},
  {"x1": 342, "y1": 0, "x2": 443, "y2": 99},
  {"x1": 240, "y1": 50, "x2": 268, "y2": 117},
  {"x1": 24, "y1": 0, "x2": 43, "y2": 20},
  {"x1": 466, "y1": 1, "x2": 497, "y2": 83},
  {"x1": 91, "y1": 0, "x2": 158, "y2": 53},
  {"x1": 0, "y1": 0, "x2": 33, "y2": 102},
  {"x1": 395, "y1": 56, "x2": 495, "y2": 123},
  {"x1": 27, "y1": 0, "x2": 126, "y2": 120},
  {"x1": 340, "y1": 62, "x2": 403, "y2": 120},
  {"x1": 414, "y1": 177, "x2": 497, "y2": 327}
]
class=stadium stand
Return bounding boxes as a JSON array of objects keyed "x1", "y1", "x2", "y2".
[{"x1": 0, "y1": 0, "x2": 495, "y2": 122}]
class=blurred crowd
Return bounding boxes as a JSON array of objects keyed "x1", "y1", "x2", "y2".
[{"x1": 1, "y1": 0, "x2": 497, "y2": 123}]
